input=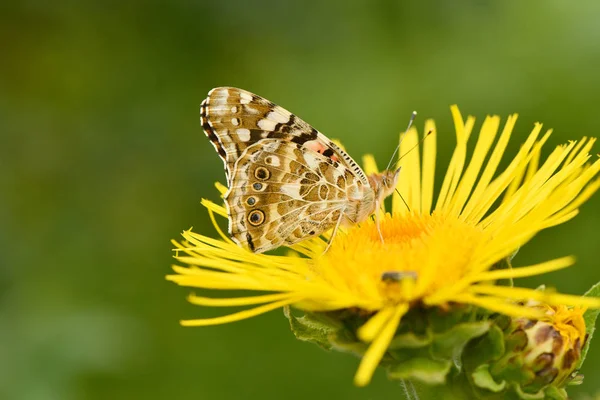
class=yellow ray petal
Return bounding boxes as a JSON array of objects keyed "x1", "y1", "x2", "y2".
[
  {"x1": 187, "y1": 292, "x2": 298, "y2": 307},
  {"x1": 362, "y1": 154, "x2": 379, "y2": 175},
  {"x1": 461, "y1": 114, "x2": 517, "y2": 221},
  {"x1": 448, "y1": 115, "x2": 500, "y2": 217},
  {"x1": 474, "y1": 256, "x2": 575, "y2": 282},
  {"x1": 181, "y1": 296, "x2": 304, "y2": 326},
  {"x1": 448, "y1": 293, "x2": 545, "y2": 319},
  {"x1": 468, "y1": 126, "x2": 548, "y2": 225},
  {"x1": 395, "y1": 127, "x2": 421, "y2": 214},
  {"x1": 201, "y1": 198, "x2": 228, "y2": 217},
  {"x1": 436, "y1": 106, "x2": 475, "y2": 212},
  {"x1": 357, "y1": 307, "x2": 396, "y2": 342},
  {"x1": 420, "y1": 119, "x2": 437, "y2": 214},
  {"x1": 215, "y1": 181, "x2": 228, "y2": 196},
  {"x1": 425, "y1": 256, "x2": 575, "y2": 304},
  {"x1": 206, "y1": 204, "x2": 234, "y2": 244},
  {"x1": 354, "y1": 304, "x2": 408, "y2": 386},
  {"x1": 469, "y1": 285, "x2": 600, "y2": 308}
]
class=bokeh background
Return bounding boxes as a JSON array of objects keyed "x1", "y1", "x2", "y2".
[{"x1": 2, "y1": 1, "x2": 600, "y2": 399}]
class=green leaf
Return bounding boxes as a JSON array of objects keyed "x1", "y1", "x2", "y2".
[
  {"x1": 387, "y1": 357, "x2": 453, "y2": 384},
  {"x1": 579, "y1": 281, "x2": 600, "y2": 367}
]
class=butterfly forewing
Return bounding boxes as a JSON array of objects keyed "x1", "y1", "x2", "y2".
[{"x1": 200, "y1": 87, "x2": 368, "y2": 185}]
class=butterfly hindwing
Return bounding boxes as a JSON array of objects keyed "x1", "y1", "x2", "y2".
[{"x1": 224, "y1": 139, "x2": 357, "y2": 253}]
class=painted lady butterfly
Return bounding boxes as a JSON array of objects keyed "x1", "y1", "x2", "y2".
[{"x1": 200, "y1": 87, "x2": 400, "y2": 253}]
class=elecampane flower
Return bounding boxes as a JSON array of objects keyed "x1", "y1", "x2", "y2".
[{"x1": 168, "y1": 106, "x2": 600, "y2": 386}]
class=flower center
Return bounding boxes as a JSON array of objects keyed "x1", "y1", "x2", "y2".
[{"x1": 314, "y1": 212, "x2": 489, "y2": 308}]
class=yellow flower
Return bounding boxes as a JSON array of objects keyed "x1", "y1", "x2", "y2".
[{"x1": 167, "y1": 106, "x2": 600, "y2": 387}]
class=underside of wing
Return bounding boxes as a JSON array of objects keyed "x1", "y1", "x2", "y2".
[
  {"x1": 224, "y1": 139, "x2": 357, "y2": 253},
  {"x1": 200, "y1": 87, "x2": 368, "y2": 185}
]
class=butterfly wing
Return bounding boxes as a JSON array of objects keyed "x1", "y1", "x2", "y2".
[
  {"x1": 225, "y1": 139, "x2": 362, "y2": 253},
  {"x1": 200, "y1": 87, "x2": 368, "y2": 186}
]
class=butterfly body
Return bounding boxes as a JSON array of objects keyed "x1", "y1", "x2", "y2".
[{"x1": 201, "y1": 87, "x2": 400, "y2": 253}]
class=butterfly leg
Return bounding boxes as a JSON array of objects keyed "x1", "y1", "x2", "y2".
[
  {"x1": 375, "y1": 200, "x2": 385, "y2": 244},
  {"x1": 323, "y1": 209, "x2": 345, "y2": 254}
]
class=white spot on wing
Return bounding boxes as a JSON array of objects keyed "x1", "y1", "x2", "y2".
[
  {"x1": 236, "y1": 128, "x2": 251, "y2": 141},
  {"x1": 268, "y1": 110, "x2": 290, "y2": 124},
  {"x1": 257, "y1": 118, "x2": 277, "y2": 131},
  {"x1": 303, "y1": 152, "x2": 321, "y2": 169},
  {"x1": 213, "y1": 94, "x2": 227, "y2": 106},
  {"x1": 231, "y1": 118, "x2": 240, "y2": 126},
  {"x1": 210, "y1": 105, "x2": 229, "y2": 116},
  {"x1": 265, "y1": 155, "x2": 281, "y2": 167},
  {"x1": 240, "y1": 92, "x2": 252, "y2": 104},
  {"x1": 231, "y1": 106, "x2": 238, "y2": 113},
  {"x1": 280, "y1": 183, "x2": 302, "y2": 199}
]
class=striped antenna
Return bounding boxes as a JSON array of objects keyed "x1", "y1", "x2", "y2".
[{"x1": 385, "y1": 111, "x2": 417, "y2": 172}]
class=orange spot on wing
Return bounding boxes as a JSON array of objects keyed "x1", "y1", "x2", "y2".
[
  {"x1": 304, "y1": 140, "x2": 340, "y2": 162},
  {"x1": 305, "y1": 140, "x2": 326, "y2": 153}
]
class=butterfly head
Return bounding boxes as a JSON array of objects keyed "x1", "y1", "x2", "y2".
[{"x1": 370, "y1": 167, "x2": 401, "y2": 202}]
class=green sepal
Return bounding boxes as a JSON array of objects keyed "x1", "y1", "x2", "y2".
[
  {"x1": 579, "y1": 280, "x2": 600, "y2": 368},
  {"x1": 566, "y1": 372, "x2": 584, "y2": 386},
  {"x1": 463, "y1": 324, "x2": 505, "y2": 370},
  {"x1": 541, "y1": 386, "x2": 569, "y2": 400},
  {"x1": 384, "y1": 314, "x2": 490, "y2": 385},
  {"x1": 512, "y1": 384, "x2": 545, "y2": 400},
  {"x1": 471, "y1": 364, "x2": 505, "y2": 393},
  {"x1": 283, "y1": 307, "x2": 373, "y2": 356},
  {"x1": 328, "y1": 325, "x2": 369, "y2": 356},
  {"x1": 284, "y1": 304, "x2": 492, "y2": 387},
  {"x1": 430, "y1": 321, "x2": 491, "y2": 360},
  {"x1": 386, "y1": 357, "x2": 452, "y2": 384},
  {"x1": 511, "y1": 383, "x2": 567, "y2": 400},
  {"x1": 427, "y1": 304, "x2": 474, "y2": 333},
  {"x1": 388, "y1": 331, "x2": 432, "y2": 350},
  {"x1": 410, "y1": 372, "x2": 489, "y2": 400},
  {"x1": 283, "y1": 306, "x2": 343, "y2": 351}
]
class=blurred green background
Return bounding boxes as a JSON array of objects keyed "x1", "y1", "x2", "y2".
[{"x1": 2, "y1": 1, "x2": 600, "y2": 399}]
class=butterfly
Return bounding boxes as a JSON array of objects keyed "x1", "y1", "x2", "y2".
[{"x1": 200, "y1": 87, "x2": 401, "y2": 253}]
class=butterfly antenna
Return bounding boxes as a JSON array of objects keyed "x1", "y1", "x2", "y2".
[
  {"x1": 385, "y1": 111, "x2": 417, "y2": 172},
  {"x1": 393, "y1": 129, "x2": 433, "y2": 169},
  {"x1": 395, "y1": 188, "x2": 411, "y2": 212}
]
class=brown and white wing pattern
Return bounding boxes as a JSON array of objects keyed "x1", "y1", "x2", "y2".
[
  {"x1": 224, "y1": 139, "x2": 363, "y2": 253},
  {"x1": 200, "y1": 87, "x2": 368, "y2": 186}
]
